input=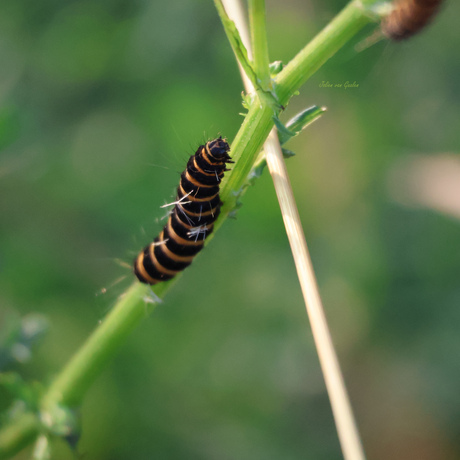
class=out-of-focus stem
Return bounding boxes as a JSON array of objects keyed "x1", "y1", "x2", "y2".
[
  {"x1": 264, "y1": 130, "x2": 366, "y2": 460},
  {"x1": 222, "y1": 1, "x2": 368, "y2": 459}
]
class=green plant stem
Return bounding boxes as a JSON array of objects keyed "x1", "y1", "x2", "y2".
[
  {"x1": 248, "y1": 0, "x2": 270, "y2": 89},
  {"x1": 41, "y1": 282, "x2": 151, "y2": 409},
  {"x1": 0, "y1": 413, "x2": 40, "y2": 460},
  {"x1": 275, "y1": 1, "x2": 372, "y2": 104},
  {"x1": 219, "y1": 0, "x2": 375, "y2": 219},
  {"x1": 213, "y1": 0, "x2": 259, "y2": 90},
  {"x1": 0, "y1": 2, "x2": 377, "y2": 457},
  {"x1": 219, "y1": 102, "x2": 275, "y2": 216}
]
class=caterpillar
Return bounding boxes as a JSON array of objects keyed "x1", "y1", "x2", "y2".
[
  {"x1": 134, "y1": 137, "x2": 232, "y2": 285},
  {"x1": 382, "y1": 0, "x2": 444, "y2": 41}
]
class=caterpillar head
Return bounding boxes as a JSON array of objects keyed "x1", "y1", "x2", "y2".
[{"x1": 207, "y1": 137, "x2": 231, "y2": 162}]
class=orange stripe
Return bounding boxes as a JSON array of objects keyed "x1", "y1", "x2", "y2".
[
  {"x1": 192, "y1": 157, "x2": 215, "y2": 176},
  {"x1": 172, "y1": 212, "x2": 196, "y2": 230},
  {"x1": 135, "y1": 252, "x2": 160, "y2": 284},
  {"x1": 184, "y1": 170, "x2": 215, "y2": 188},
  {"x1": 204, "y1": 143, "x2": 225, "y2": 165},
  {"x1": 173, "y1": 215, "x2": 193, "y2": 229},
  {"x1": 167, "y1": 220, "x2": 204, "y2": 246},
  {"x1": 176, "y1": 203, "x2": 218, "y2": 218},
  {"x1": 202, "y1": 148, "x2": 216, "y2": 166},
  {"x1": 171, "y1": 215, "x2": 214, "y2": 235},
  {"x1": 148, "y1": 243, "x2": 180, "y2": 276},
  {"x1": 160, "y1": 242, "x2": 196, "y2": 263},
  {"x1": 179, "y1": 184, "x2": 218, "y2": 202}
]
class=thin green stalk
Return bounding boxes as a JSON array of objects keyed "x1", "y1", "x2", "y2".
[
  {"x1": 275, "y1": 1, "x2": 374, "y2": 104},
  {"x1": 218, "y1": 102, "x2": 275, "y2": 216},
  {"x1": 218, "y1": 1, "x2": 375, "y2": 218},
  {"x1": 41, "y1": 282, "x2": 151, "y2": 409},
  {"x1": 213, "y1": 0, "x2": 259, "y2": 90},
  {"x1": 248, "y1": 0, "x2": 270, "y2": 89},
  {"x1": 0, "y1": 413, "x2": 40, "y2": 460},
  {"x1": 0, "y1": 2, "x2": 379, "y2": 457}
]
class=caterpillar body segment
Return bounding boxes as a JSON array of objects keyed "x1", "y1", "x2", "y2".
[{"x1": 134, "y1": 137, "x2": 232, "y2": 285}]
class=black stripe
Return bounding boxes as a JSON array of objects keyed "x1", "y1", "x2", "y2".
[
  {"x1": 194, "y1": 152, "x2": 225, "y2": 172},
  {"x1": 169, "y1": 213, "x2": 191, "y2": 239},
  {"x1": 180, "y1": 172, "x2": 220, "y2": 198},
  {"x1": 175, "y1": 205, "x2": 219, "y2": 227},
  {"x1": 154, "y1": 243, "x2": 191, "y2": 271},
  {"x1": 207, "y1": 138, "x2": 232, "y2": 161},
  {"x1": 170, "y1": 212, "x2": 214, "y2": 241},
  {"x1": 169, "y1": 216, "x2": 212, "y2": 242},
  {"x1": 142, "y1": 246, "x2": 174, "y2": 281},
  {"x1": 134, "y1": 254, "x2": 151, "y2": 283},
  {"x1": 195, "y1": 144, "x2": 223, "y2": 165},
  {"x1": 163, "y1": 225, "x2": 204, "y2": 256},
  {"x1": 186, "y1": 157, "x2": 224, "y2": 185},
  {"x1": 177, "y1": 188, "x2": 221, "y2": 214}
]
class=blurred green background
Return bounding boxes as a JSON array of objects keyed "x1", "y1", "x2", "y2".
[{"x1": 1, "y1": 0, "x2": 460, "y2": 458}]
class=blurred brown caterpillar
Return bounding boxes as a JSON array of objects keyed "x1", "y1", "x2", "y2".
[
  {"x1": 134, "y1": 137, "x2": 232, "y2": 285},
  {"x1": 382, "y1": 0, "x2": 444, "y2": 40}
]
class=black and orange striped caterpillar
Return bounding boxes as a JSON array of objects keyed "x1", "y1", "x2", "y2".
[
  {"x1": 134, "y1": 137, "x2": 232, "y2": 285},
  {"x1": 382, "y1": 0, "x2": 444, "y2": 40}
]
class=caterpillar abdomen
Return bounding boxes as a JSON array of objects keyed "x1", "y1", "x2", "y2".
[
  {"x1": 134, "y1": 137, "x2": 232, "y2": 285},
  {"x1": 382, "y1": 0, "x2": 444, "y2": 41}
]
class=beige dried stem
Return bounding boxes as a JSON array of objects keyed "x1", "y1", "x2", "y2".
[{"x1": 221, "y1": 1, "x2": 366, "y2": 459}]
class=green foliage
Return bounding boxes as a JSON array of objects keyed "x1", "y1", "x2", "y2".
[
  {"x1": 213, "y1": 0, "x2": 260, "y2": 91},
  {"x1": 0, "y1": 314, "x2": 48, "y2": 371},
  {"x1": 0, "y1": 0, "x2": 459, "y2": 459},
  {"x1": 275, "y1": 105, "x2": 327, "y2": 145}
]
